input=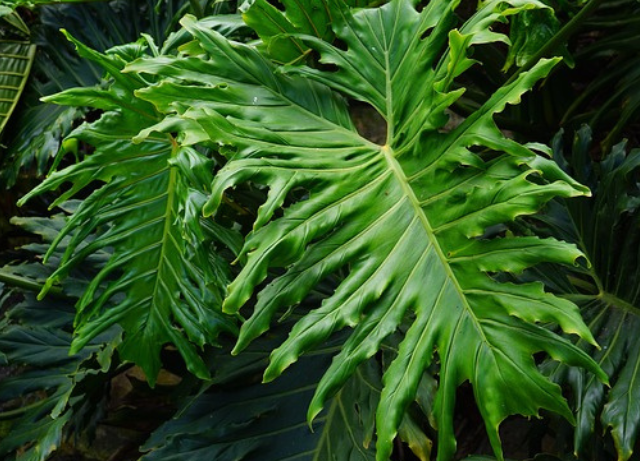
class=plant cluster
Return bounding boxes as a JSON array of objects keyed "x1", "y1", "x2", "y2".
[{"x1": 0, "y1": 1, "x2": 639, "y2": 460}]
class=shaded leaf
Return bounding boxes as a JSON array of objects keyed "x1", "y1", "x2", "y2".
[
  {"x1": 141, "y1": 330, "x2": 378, "y2": 461},
  {"x1": 0, "y1": 216, "x2": 118, "y2": 461},
  {"x1": 0, "y1": 40, "x2": 35, "y2": 136},
  {"x1": 537, "y1": 126, "x2": 640, "y2": 461},
  {"x1": 0, "y1": 0, "x2": 197, "y2": 187}
]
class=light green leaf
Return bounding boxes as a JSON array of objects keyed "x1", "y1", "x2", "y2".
[
  {"x1": 129, "y1": 2, "x2": 605, "y2": 460},
  {"x1": 241, "y1": 0, "x2": 370, "y2": 64}
]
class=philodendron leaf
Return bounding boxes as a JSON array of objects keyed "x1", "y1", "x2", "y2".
[
  {"x1": 130, "y1": 1, "x2": 606, "y2": 459},
  {"x1": 241, "y1": 0, "x2": 370, "y2": 64},
  {"x1": 536, "y1": 127, "x2": 640, "y2": 461},
  {"x1": 19, "y1": 33, "x2": 236, "y2": 384},
  {"x1": 0, "y1": 214, "x2": 118, "y2": 461}
]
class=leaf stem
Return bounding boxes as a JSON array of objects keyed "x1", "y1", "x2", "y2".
[
  {"x1": 599, "y1": 291, "x2": 640, "y2": 317},
  {"x1": 561, "y1": 292, "x2": 640, "y2": 317},
  {"x1": 0, "y1": 399, "x2": 46, "y2": 420},
  {"x1": 0, "y1": 271, "x2": 66, "y2": 299}
]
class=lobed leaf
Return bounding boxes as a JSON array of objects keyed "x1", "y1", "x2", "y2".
[
  {"x1": 537, "y1": 127, "x2": 640, "y2": 461},
  {"x1": 130, "y1": 2, "x2": 606, "y2": 459},
  {"x1": 0, "y1": 215, "x2": 118, "y2": 461},
  {"x1": 18, "y1": 32, "x2": 236, "y2": 384}
]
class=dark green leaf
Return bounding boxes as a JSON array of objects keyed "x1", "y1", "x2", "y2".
[
  {"x1": 538, "y1": 127, "x2": 640, "y2": 461},
  {"x1": 141, "y1": 330, "x2": 379, "y2": 461},
  {"x1": 0, "y1": 40, "x2": 35, "y2": 135}
]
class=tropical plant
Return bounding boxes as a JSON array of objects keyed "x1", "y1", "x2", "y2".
[
  {"x1": 1, "y1": 0, "x2": 640, "y2": 460},
  {"x1": 521, "y1": 126, "x2": 640, "y2": 461}
]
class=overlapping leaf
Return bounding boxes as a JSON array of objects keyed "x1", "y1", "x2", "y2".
[
  {"x1": 129, "y1": 1, "x2": 606, "y2": 459},
  {"x1": 18, "y1": 33, "x2": 236, "y2": 384},
  {"x1": 0, "y1": 215, "x2": 117, "y2": 461},
  {"x1": 0, "y1": 0, "x2": 208, "y2": 188},
  {"x1": 559, "y1": 0, "x2": 640, "y2": 151},
  {"x1": 141, "y1": 329, "x2": 381, "y2": 461},
  {"x1": 536, "y1": 127, "x2": 640, "y2": 460},
  {"x1": 241, "y1": 0, "x2": 369, "y2": 64}
]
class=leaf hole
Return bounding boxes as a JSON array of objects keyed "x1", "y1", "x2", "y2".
[{"x1": 349, "y1": 101, "x2": 387, "y2": 144}]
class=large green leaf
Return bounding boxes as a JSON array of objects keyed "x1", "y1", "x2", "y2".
[
  {"x1": 241, "y1": 0, "x2": 370, "y2": 64},
  {"x1": 130, "y1": 1, "x2": 606, "y2": 459},
  {"x1": 534, "y1": 127, "x2": 640, "y2": 460},
  {"x1": 18, "y1": 33, "x2": 236, "y2": 385}
]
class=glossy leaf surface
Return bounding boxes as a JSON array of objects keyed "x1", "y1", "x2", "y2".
[
  {"x1": 130, "y1": 1, "x2": 606, "y2": 459},
  {"x1": 18, "y1": 34, "x2": 236, "y2": 384}
]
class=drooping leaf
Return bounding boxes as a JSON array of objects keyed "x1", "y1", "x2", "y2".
[
  {"x1": 558, "y1": 0, "x2": 640, "y2": 151},
  {"x1": 18, "y1": 32, "x2": 237, "y2": 385},
  {"x1": 141, "y1": 328, "x2": 379, "y2": 461},
  {"x1": 535, "y1": 126, "x2": 640, "y2": 461},
  {"x1": 0, "y1": 215, "x2": 118, "y2": 461},
  {"x1": 0, "y1": 0, "x2": 200, "y2": 188},
  {"x1": 129, "y1": 2, "x2": 605, "y2": 459}
]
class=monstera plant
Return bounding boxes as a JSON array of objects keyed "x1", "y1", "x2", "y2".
[{"x1": 2, "y1": 0, "x2": 639, "y2": 460}]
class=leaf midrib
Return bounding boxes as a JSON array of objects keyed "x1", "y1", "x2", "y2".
[
  {"x1": 147, "y1": 142, "x2": 179, "y2": 332},
  {"x1": 380, "y1": 144, "x2": 490, "y2": 345}
]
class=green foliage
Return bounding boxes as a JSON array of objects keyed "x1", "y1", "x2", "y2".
[
  {"x1": 18, "y1": 34, "x2": 237, "y2": 384},
  {"x1": 126, "y1": 1, "x2": 603, "y2": 459},
  {"x1": 2, "y1": 0, "x2": 640, "y2": 460},
  {"x1": 241, "y1": 0, "x2": 370, "y2": 64},
  {"x1": 0, "y1": 214, "x2": 118, "y2": 461},
  {"x1": 0, "y1": 0, "x2": 198, "y2": 187},
  {"x1": 561, "y1": 0, "x2": 640, "y2": 151},
  {"x1": 0, "y1": 41, "x2": 35, "y2": 136},
  {"x1": 530, "y1": 126, "x2": 640, "y2": 461},
  {"x1": 141, "y1": 328, "x2": 381, "y2": 461}
]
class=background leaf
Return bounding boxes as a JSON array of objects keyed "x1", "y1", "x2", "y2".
[
  {"x1": 533, "y1": 126, "x2": 640, "y2": 461},
  {"x1": 141, "y1": 326, "x2": 379, "y2": 461}
]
